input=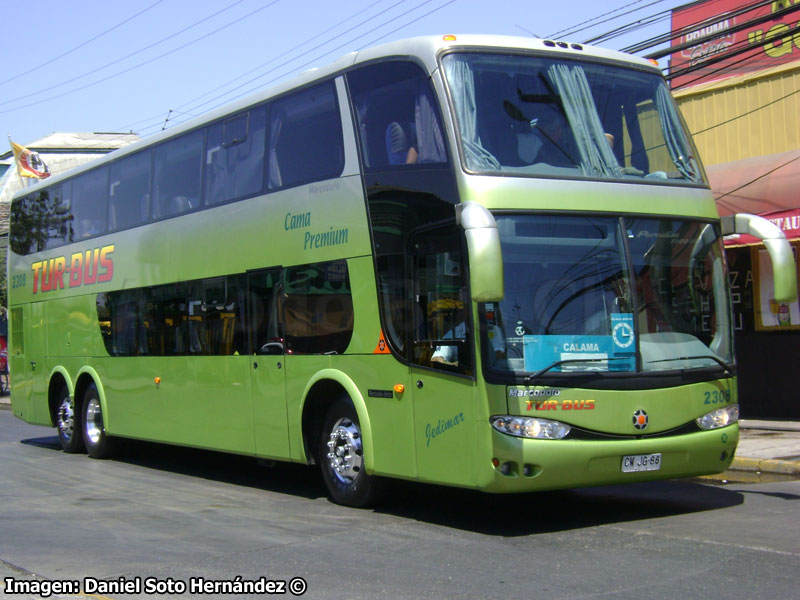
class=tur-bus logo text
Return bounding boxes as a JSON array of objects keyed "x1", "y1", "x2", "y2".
[{"x1": 31, "y1": 245, "x2": 115, "y2": 294}]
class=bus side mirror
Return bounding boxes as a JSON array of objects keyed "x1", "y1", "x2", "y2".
[
  {"x1": 721, "y1": 213, "x2": 798, "y2": 302},
  {"x1": 456, "y1": 202, "x2": 504, "y2": 302}
]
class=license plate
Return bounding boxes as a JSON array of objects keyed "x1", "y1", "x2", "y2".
[{"x1": 621, "y1": 453, "x2": 662, "y2": 473}]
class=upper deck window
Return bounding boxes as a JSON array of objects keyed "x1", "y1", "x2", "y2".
[
  {"x1": 442, "y1": 53, "x2": 706, "y2": 186},
  {"x1": 205, "y1": 107, "x2": 267, "y2": 206},
  {"x1": 348, "y1": 61, "x2": 447, "y2": 170},
  {"x1": 69, "y1": 167, "x2": 109, "y2": 238},
  {"x1": 267, "y1": 82, "x2": 344, "y2": 190},
  {"x1": 152, "y1": 130, "x2": 204, "y2": 219}
]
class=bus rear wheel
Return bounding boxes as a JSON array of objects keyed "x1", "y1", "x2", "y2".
[
  {"x1": 82, "y1": 383, "x2": 117, "y2": 459},
  {"x1": 319, "y1": 397, "x2": 381, "y2": 507},
  {"x1": 56, "y1": 386, "x2": 84, "y2": 453}
]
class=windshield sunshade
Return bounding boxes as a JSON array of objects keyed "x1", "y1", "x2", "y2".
[{"x1": 443, "y1": 53, "x2": 706, "y2": 185}]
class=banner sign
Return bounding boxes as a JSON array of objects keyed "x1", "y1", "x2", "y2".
[
  {"x1": 670, "y1": 0, "x2": 800, "y2": 88},
  {"x1": 523, "y1": 314, "x2": 636, "y2": 373}
]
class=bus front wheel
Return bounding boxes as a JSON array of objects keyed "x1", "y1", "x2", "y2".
[
  {"x1": 319, "y1": 397, "x2": 381, "y2": 507},
  {"x1": 56, "y1": 386, "x2": 84, "y2": 453},
  {"x1": 82, "y1": 383, "x2": 117, "y2": 459}
]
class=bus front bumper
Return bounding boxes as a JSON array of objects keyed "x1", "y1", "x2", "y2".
[{"x1": 477, "y1": 424, "x2": 739, "y2": 493}]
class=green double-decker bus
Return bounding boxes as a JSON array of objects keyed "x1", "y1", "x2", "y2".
[{"x1": 8, "y1": 35, "x2": 796, "y2": 506}]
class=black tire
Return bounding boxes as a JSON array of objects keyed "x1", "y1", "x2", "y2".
[
  {"x1": 319, "y1": 396, "x2": 382, "y2": 507},
  {"x1": 55, "y1": 385, "x2": 84, "y2": 453},
  {"x1": 82, "y1": 383, "x2": 117, "y2": 459}
]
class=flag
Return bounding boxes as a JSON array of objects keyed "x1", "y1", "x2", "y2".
[{"x1": 10, "y1": 140, "x2": 51, "y2": 179}]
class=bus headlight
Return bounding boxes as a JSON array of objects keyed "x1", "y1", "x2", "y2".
[
  {"x1": 696, "y1": 404, "x2": 739, "y2": 430},
  {"x1": 490, "y1": 416, "x2": 571, "y2": 440}
]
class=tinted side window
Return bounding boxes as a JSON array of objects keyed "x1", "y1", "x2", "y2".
[
  {"x1": 268, "y1": 82, "x2": 343, "y2": 190},
  {"x1": 201, "y1": 276, "x2": 248, "y2": 355},
  {"x1": 9, "y1": 195, "x2": 36, "y2": 254},
  {"x1": 109, "y1": 151, "x2": 151, "y2": 230},
  {"x1": 348, "y1": 61, "x2": 447, "y2": 169},
  {"x1": 69, "y1": 167, "x2": 109, "y2": 239},
  {"x1": 43, "y1": 185, "x2": 73, "y2": 249},
  {"x1": 205, "y1": 107, "x2": 267, "y2": 205},
  {"x1": 9, "y1": 186, "x2": 74, "y2": 254},
  {"x1": 249, "y1": 269, "x2": 284, "y2": 355},
  {"x1": 410, "y1": 226, "x2": 471, "y2": 375},
  {"x1": 97, "y1": 275, "x2": 248, "y2": 357},
  {"x1": 97, "y1": 262, "x2": 354, "y2": 357},
  {"x1": 152, "y1": 130, "x2": 203, "y2": 219},
  {"x1": 284, "y1": 260, "x2": 353, "y2": 354}
]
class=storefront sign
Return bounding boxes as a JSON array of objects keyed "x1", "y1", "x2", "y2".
[{"x1": 671, "y1": 0, "x2": 800, "y2": 88}]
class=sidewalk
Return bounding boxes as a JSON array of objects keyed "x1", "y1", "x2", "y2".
[
  {"x1": 1, "y1": 396, "x2": 798, "y2": 480},
  {"x1": 727, "y1": 419, "x2": 800, "y2": 481}
]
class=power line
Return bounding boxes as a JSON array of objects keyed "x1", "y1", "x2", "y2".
[
  {"x1": 549, "y1": 0, "x2": 664, "y2": 40},
  {"x1": 669, "y1": 42, "x2": 762, "y2": 89},
  {"x1": 12, "y1": 0, "x2": 680, "y2": 147},
  {"x1": 585, "y1": 11, "x2": 671, "y2": 46},
  {"x1": 0, "y1": 0, "x2": 271, "y2": 111},
  {"x1": 646, "y1": 0, "x2": 800, "y2": 60},
  {"x1": 664, "y1": 25, "x2": 793, "y2": 84},
  {"x1": 623, "y1": 0, "x2": 776, "y2": 54},
  {"x1": 714, "y1": 153, "x2": 800, "y2": 203},
  {"x1": 172, "y1": 0, "x2": 416, "y2": 122},
  {"x1": 356, "y1": 0, "x2": 456, "y2": 50},
  {"x1": 57, "y1": 0, "x2": 415, "y2": 148},
  {"x1": 689, "y1": 86, "x2": 800, "y2": 137},
  {"x1": 162, "y1": 0, "x2": 392, "y2": 124},
  {"x1": 0, "y1": 0, "x2": 165, "y2": 87},
  {"x1": 170, "y1": 0, "x2": 451, "y2": 128},
  {"x1": 24, "y1": 0, "x2": 791, "y2": 156}
]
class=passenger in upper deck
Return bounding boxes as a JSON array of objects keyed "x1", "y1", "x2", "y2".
[{"x1": 384, "y1": 85, "x2": 447, "y2": 166}]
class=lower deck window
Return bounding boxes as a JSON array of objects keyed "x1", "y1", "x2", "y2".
[{"x1": 97, "y1": 260, "x2": 353, "y2": 356}]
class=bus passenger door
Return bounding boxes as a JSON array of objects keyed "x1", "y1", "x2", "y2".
[
  {"x1": 248, "y1": 269, "x2": 290, "y2": 459},
  {"x1": 408, "y1": 226, "x2": 477, "y2": 487}
]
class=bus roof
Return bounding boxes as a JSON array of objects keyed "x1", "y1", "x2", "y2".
[{"x1": 12, "y1": 35, "x2": 658, "y2": 200}]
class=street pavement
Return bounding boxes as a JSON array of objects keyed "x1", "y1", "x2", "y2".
[{"x1": 0, "y1": 397, "x2": 798, "y2": 600}]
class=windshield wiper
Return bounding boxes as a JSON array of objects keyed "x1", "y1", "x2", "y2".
[
  {"x1": 526, "y1": 357, "x2": 628, "y2": 384},
  {"x1": 646, "y1": 355, "x2": 735, "y2": 376}
]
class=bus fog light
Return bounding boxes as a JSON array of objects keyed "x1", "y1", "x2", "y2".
[
  {"x1": 490, "y1": 416, "x2": 571, "y2": 439},
  {"x1": 696, "y1": 404, "x2": 739, "y2": 430}
]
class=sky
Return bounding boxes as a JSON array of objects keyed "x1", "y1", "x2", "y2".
[{"x1": 1, "y1": 0, "x2": 695, "y2": 148}]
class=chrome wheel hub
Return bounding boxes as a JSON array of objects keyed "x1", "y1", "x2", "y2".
[
  {"x1": 326, "y1": 418, "x2": 363, "y2": 484},
  {"x1": 57, "y1": 397, "x2": 75, "y2": 440},
  {"x1": 85, "y1": 397, "x2": 103, "y2": 445}
]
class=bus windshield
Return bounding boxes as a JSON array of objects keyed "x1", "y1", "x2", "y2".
[
  {"x1": 443, "y1": 52, "x2": 705, "y2": 185},
  {"x1": 482, "y1": 215, "x2": 733, "y2": 377}
]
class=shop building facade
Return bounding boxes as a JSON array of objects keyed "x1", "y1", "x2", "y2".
[{"x1": 671, "y1": 0, "x2": 800, "y2": 418}]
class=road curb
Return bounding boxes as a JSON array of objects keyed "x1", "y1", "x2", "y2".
[{"x1": 730, "y1": 456, "x2": 800, "y2": 475}]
